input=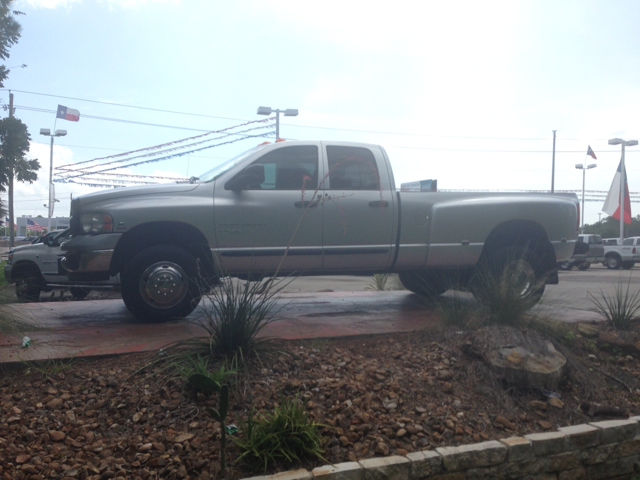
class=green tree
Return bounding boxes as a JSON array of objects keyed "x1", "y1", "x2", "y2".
[
  {"x1": 0, "y1": 116, "x2": 39, "y2": 242},
  {"x1": 0, "y1": 0, "x2": 23, "y2": 88},
  {"x1": 583, "y1": 214, "x2": 640, "y2": 238}
]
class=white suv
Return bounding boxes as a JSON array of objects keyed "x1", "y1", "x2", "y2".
[{"x1": 4, "y1": 229, "x2": 118, "y2": 301}]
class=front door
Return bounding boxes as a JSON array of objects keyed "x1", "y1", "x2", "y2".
[{"x1": 214, "y1": 143, "x2": 324, "y2": 276}]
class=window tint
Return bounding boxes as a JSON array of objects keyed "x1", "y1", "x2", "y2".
[
  {"x1": 248, "y1": 145, "x2": 318, "y2": 191},
  {"x1": 624, "y1": 238, "x2": 634, "y2": 245},
  {"x1": 327, "y1": 146, "x2": 380, "y2": 190}
]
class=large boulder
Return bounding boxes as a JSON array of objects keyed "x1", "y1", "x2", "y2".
[{"x1": 487, "y1": 341, "x2": 567, "y2": 391}]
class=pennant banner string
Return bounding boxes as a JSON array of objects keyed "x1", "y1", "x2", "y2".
[
  {"x1": 59, "y1": 132, "x2": 273, "y2": 180},
  {"x1": 56, "y1": 117, "x2": 275, "y2": 170},
  {"x1": 56, "y1": 123, "x2": 273, "y2": 174}
]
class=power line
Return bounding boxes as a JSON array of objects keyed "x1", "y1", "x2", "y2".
[
  {"x1": 4, "y1": 88, "x2": 246, "y2": 121},
  {"x1": 3, "y1": 87, "x2": 615, "y2": 142}
]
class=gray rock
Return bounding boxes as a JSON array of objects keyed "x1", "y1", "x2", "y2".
[{"x1": 487, "y1": 341, "x2": 566, "y2": 391}]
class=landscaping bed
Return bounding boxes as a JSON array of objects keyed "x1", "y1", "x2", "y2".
[{"x1": 1, "y1": 319, "x2": 639, "y2": 479}]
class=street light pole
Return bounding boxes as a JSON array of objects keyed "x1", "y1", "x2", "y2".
[
  {"x1": 575, "y1": 162, "x2": 597, "y2": 233},
  {"x1": 40, "y1": 128, "x2": 67, "y2": 233},
  {"x1": 608, "y1": 138, "x2": 638, "y2": 244},
  {"x1": 256, "y1": 106, "x2": 299, "y2": 140}
]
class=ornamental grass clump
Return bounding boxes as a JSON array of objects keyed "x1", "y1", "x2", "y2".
[
  {"x1": 472, "y1": 249, "x2": 544, "y2": 326},
  {"x1": 589, "y1": 279, "x2": 640, "y2": 330},
  {"x1": 234, "y1": 397, "x2": 325, "y2": 473}
]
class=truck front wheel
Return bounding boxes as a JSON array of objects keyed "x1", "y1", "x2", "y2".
[
  {"x1": 398, "y1": 270, "x2": 448, "y2": 298},
  {"x1": 16, "y1": 276, "x2": 42, "y2": 302},
  {"x1": 122, "y1": 245, "x2": 202, "y2": 321}
]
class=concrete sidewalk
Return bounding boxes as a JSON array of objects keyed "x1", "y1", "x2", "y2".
[
  {"x1": 0, "y1": 276, "x2": 603, "y2": 365},
  {"x1": 0, "y1": 290, "x2": 441, "y2": 364}
]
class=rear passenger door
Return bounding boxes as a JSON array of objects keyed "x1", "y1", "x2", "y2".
[{"x1": 320, "y1": 143, "x2": 396, "y2": 272}]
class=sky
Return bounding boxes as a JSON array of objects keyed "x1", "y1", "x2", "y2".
[{"x1": 5, "y1": 0, "x2": 640, "y2": 226}]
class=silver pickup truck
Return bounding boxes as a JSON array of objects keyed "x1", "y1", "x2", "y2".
[{"x1": 61, "y1": 140, "x2": 579, "y2": 320}]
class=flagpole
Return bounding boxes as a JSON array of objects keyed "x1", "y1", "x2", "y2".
[{"x1": 620, "y1": 145, "x2": 626, "y2": 244}]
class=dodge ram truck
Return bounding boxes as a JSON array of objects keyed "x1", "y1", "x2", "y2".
[{"x1": 61, "y1": 140, "x2": 579, "y2": 320}]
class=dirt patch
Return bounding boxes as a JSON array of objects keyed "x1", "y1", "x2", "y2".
[{"x1": 1, "y1": 321, "x2": 639, "y2": 479}]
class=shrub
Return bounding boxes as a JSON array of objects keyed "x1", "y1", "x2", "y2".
[
  {"x1": 234, "y1": 397, "x2": 325, "y2": 472},
  {"x1": 589, "y1": 280, "x2": 640, "y2": 330},
  {"x1": 365, "y1": 274, "x2": 389, "y2": 291}
]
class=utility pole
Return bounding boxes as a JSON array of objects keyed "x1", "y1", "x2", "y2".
[
  {"x1": 551, "y1": 130, "x2": 557, "y2": 193},
  {"x1": 8, "y1": 92, "x2": 14, "y2": 248}
]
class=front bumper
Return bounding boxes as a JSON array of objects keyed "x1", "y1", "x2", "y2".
[{"x1": 61, "y1": 233, "x2": 122, "y2": 274}]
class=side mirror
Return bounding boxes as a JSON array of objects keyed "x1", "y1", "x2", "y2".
[{"x1": 225, "y1": 164, "x2": 265, "y2": 191}]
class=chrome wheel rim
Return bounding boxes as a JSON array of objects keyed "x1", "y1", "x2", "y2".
[
  {"x1": 139, "y1": 261, "x2": 189, "y2": 309},
  {"x1": 503, "y1": 259, "x2": 536, "y2": 297}
]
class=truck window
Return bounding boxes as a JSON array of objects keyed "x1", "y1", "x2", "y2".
[
  {"x1": 248, "y1": 145, "x2": 318, "y2": 191},
  {"x1": 623, "y1": 238, "x2": 634, "y2": 245},
  {"x1": 589, "y1": 235, "x2": 602, "y2": 244},
  {"x1": 327, "y1": 146, "x2": 380, "y2": 190}
]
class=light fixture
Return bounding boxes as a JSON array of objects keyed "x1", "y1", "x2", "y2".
[{"x1": 256, "y1": 106, "x2": 299, "y2": 139}]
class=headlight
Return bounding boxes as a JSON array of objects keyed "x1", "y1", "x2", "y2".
[{"x1": 80, "y1": 214, "x2": 113, "y2": 234}]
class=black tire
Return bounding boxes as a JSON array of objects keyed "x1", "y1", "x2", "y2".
[
  {"x1": 121, "y1": 245, "x2": 202, "y2": 321},
  {"x1": 577, "y1": 262, "x2": 591, "y2": 271},
  {"x1": 15, "y1": 276, "x2": 42, "y2": 302},
  {"x1": 622, "y1": 261, "x2": 635, "y2": 270},
  {"x1": 473, "y1": 246, "x2": 546, "y2": 306},
  {"x1": 558, "y1": 261, "x2": 573, "y2": 271},
  {"x1": 398, "y1": 270, "x2": 449, "y2": 298},
  {"x1": 69, "y1": 287, "x2": 91, "y2": 300},
  {"x1": 604, "y1": 255, "x2": 622, "y2": 270}
]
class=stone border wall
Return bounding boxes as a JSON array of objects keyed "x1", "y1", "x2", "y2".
[{"x1": 244, "y1": 417, "x2": 640, "y2": 480}]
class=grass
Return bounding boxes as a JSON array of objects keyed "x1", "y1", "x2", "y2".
[
  {"x1": 234, "y1": 397, "x2": 325, "y2": 473},
  {"x1": 589, "y1": 280, "x2": 640, "y2": 330},
  {"x1": 365, "y1": 273, "x2": 389, "y2": 291},
  {"x1": 434, "y1": 291, "x2": 482, "y2": 328},
  {"x1": 21, "y1": 356, "x2": 78, "y2": 378}
]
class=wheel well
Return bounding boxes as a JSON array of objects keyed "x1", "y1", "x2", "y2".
[
  {"x1": 10, "y1": 261, "x2": 43, "y2": 282},
  {"x1": 606, "y1": 252, "x2": 622, "y2": 259},
  {"x1": 111, "y1": 222, "x2": 215, "y2": 281},
  {"x1": 481, "y1": 220, "x2": 556, "y2": 273}
]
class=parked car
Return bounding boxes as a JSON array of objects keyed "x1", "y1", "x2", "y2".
[
  {"x1": 603, "y1": 236, "x2": 640, "y2": 269},
  {"x1": 558, "y1": 234, "x2": 604, "y2": 270},
  {"x1": 4, "y1": 229, "x2": 119, "y2": 301}
]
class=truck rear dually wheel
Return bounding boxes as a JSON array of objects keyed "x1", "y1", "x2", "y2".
[
  {"x1": 577, "y1": 262, "x2": 591, "y2": 271},
  {"x1": 122, "y1": 245, "x2": 202, "y2": 321},
  {"x1": 473, "y1": 246, "x2": 545, "y2": 306}
]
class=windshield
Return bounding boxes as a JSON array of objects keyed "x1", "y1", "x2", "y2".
[{"x1": 195, "y1": 144, "x2": 268, "y2": 183}]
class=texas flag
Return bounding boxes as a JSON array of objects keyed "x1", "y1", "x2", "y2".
[
  {"x1": 602, "y1": 160, "x2": 632, "y2": 224},
  {"x1": 587, "y1": 145, "x2": 597, "y2": 159},
  {"x1": 56, "y1": 104, "x2": 80, "y2": 122}
]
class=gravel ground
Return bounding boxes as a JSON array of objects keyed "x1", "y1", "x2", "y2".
[{"x1": 1, "y1": 320, "x2": 639, "y2": 480}]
